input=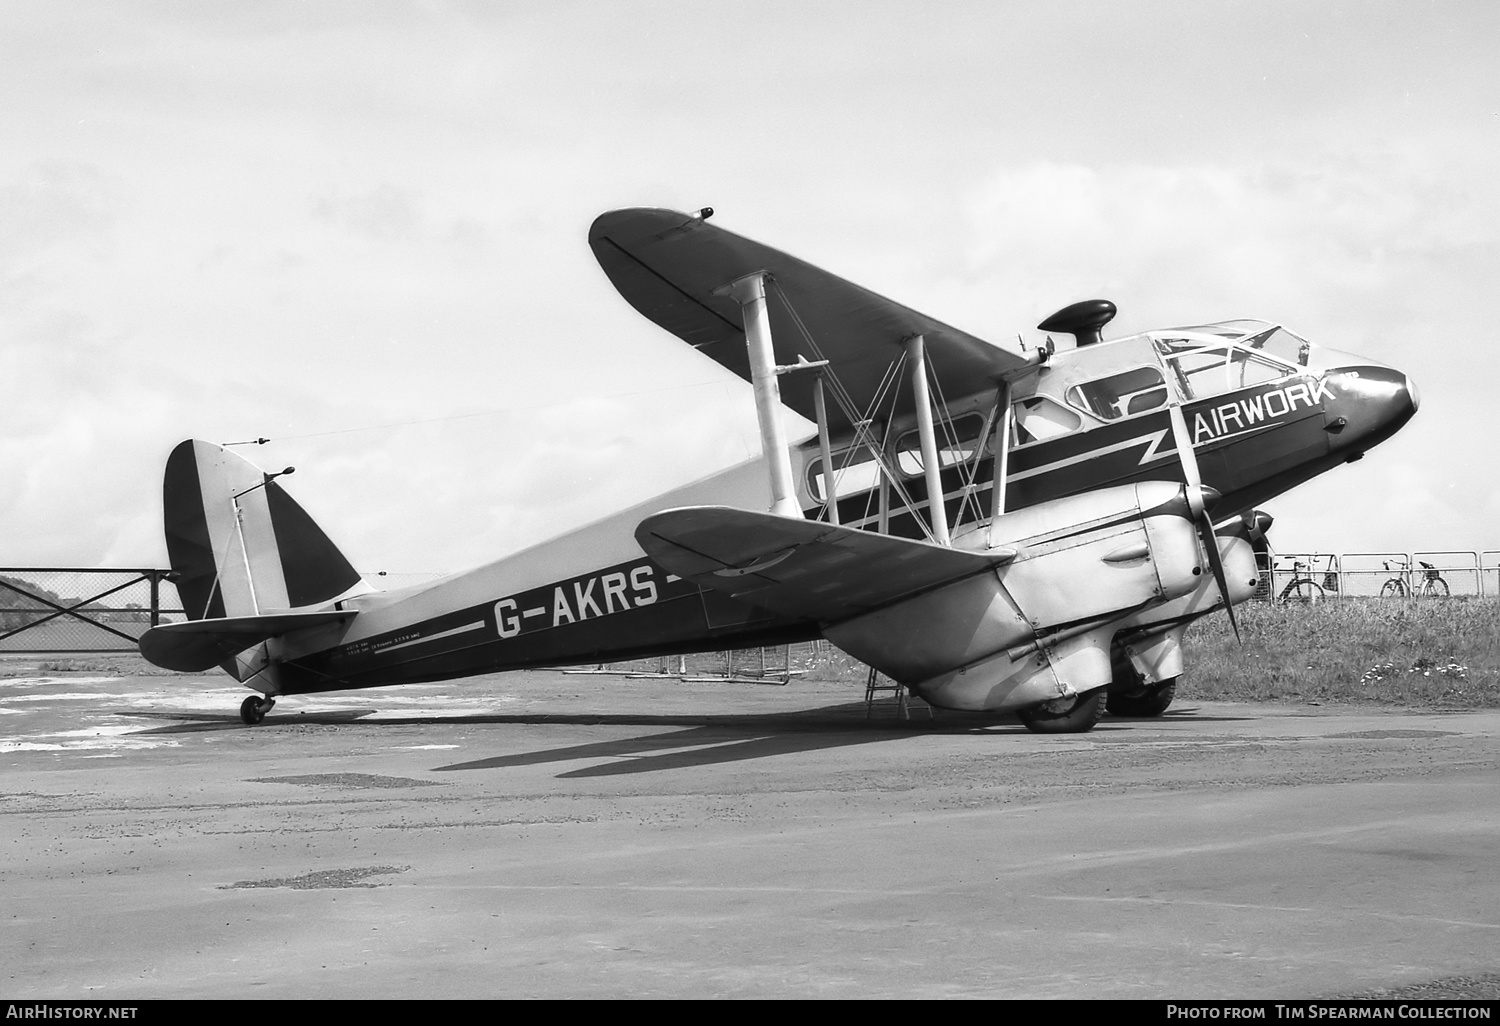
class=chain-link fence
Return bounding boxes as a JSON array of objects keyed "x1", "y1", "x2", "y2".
[{"x1": 0, "y1": 569, "x2": 183, "y2": 653}]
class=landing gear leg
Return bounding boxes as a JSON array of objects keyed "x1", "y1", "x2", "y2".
[{"x1": 239, "y1": 695, "x2": 276, "y2": 725}]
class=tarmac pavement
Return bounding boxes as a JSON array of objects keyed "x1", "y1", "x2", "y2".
[{"x1": 3, "y1": 667, "x2": 1498, "y2": 999}]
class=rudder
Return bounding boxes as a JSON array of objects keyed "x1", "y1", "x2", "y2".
[{"x1": 163, "y1": 440, "x2": 366, "y2": 620}]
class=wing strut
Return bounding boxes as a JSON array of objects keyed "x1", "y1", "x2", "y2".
[
  {"x1": 716, "y1": 272, "x2": 802, "y2": 518},
  {"x1": 813, "y1": 375, "x2": 839, "y2": 525},
  {"x1": 905, "y1": 334, "x2": 951, "y2": 546},
  {"x1": 988, "y1": 379, "x2": 1014, "y2": 547}
]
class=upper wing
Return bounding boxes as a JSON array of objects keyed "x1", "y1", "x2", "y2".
[
  {"x1": 635, "y1": 505, "x2": 1013, "y2": 624},
  {"x1": 590, "y1": 208, "x2": 1032, "y2": 436}
]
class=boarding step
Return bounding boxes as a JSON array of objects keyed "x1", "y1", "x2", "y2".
[{"x1": 864, "y1": 666, "x2": 932, "y2": 721}]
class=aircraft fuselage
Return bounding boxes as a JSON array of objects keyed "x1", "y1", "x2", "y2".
[{"x1": 267, "y1": 320, "x2": 1415, "y2": 697}]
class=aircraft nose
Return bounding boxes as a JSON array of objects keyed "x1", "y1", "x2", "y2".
[{"x1": 1322, "y1": 365, "x2": 1418, "y2": 455}]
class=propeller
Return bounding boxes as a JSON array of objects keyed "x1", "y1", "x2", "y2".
[
  {"x1": 1242, "y1": 508, "x2": 1275, "y2": 600},
  {"x1": 1166, "y1": 400, "x2": 1241, "y2": 642}
]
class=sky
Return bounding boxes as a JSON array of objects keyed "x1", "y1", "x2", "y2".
[{"x1": 2, "y1": 0, "x2": 1497, "y2": 577}]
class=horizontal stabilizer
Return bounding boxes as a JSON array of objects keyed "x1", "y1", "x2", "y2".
[
  {"x1": 590, "y1": 208, "x2": 1032, "y2": 436},
  {"x1": 138, "y1": 610, "x2": 357, "y2": 672},
  {"x1": 635, "y1": 506, "x2": 1011, "y2": 625}
]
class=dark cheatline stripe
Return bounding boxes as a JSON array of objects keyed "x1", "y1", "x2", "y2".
[
  {"x1": 162, "y1": 440, "x2": 225, "y2": 621},
  {"x1": 264, "y1": 480, "x2": 363, "y2": 607}
]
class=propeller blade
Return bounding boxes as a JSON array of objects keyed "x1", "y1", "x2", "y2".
[
  {"x1": 1200, "y1": 521, "x2": 1242, "y2": 643},
  {"x1": 1167, "y1": 399, "x2": 1241, "y2": 642},
  {"x1": 1166, "y1": 402, "x2": 1207, "y2": 515}
]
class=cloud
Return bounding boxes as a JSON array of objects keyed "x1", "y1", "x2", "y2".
[
  {"x1": 311, "y1": 183, "x2": 424, "y2": 242},
  {"x1": 950, "y1": 154, "x2": 1497, "y2": 345}
]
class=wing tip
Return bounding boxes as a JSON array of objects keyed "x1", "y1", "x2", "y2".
[{"x1": 589, "y1": 206, "x2": 699, "y2": 245}]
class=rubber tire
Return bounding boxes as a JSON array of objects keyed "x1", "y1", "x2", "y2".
[
  {"x1": 240, "y1": 695, "x2": 267, "y2": 725},
  {"x1": 1282, "y1": 581, "x2": 1324, "y2": 605},
  {"x1": 1379, "y1": 581, "x2": 1407, "y2": 599},
  {"x1": 1423, "y1": 579, "x2": 1449, "y2": 598},
  {"x1": 1106, "y1": 679, "x2": 1177, "y2": 718},
  {"x1": 1017, "y1": 689, "x2": 1105, "y2": 734}
]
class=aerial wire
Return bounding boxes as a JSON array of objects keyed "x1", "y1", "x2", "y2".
[{"x1": 226, "y1": 378, "x2": 729, "y2": 445}]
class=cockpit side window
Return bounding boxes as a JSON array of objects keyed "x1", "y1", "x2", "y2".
[
  {"x1": 1011, "y1": 395, "x2": 1082, "y2": 446},
  {"x1": 1154, "y1": 338, "x2": 1299, "y2": 401},
  {"x1": 1065, "y1": 366, "x2": 1168, "y2": 421},
  {"x1": 1239, "y1": 325, "x2": 1311, "y2": 367}
]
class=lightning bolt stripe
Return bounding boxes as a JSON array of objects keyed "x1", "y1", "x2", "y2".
[{"x1": 1010, "y1": 428, "x2": 1174, "y2": 483}]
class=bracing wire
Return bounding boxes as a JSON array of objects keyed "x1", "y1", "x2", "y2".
[
  {"x1": 768, "y1": 281, "x2": 934, "y2": 540},
  {"x1": 922, "y1": 347, "x2": 997, "y2": 535}
]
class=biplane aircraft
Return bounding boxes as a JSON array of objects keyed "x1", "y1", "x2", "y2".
[{"x1": 139, "y1": 207, "x2": 1417, "y2": 732}]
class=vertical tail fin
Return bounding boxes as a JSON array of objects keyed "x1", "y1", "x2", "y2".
[{"x1": 163, "y1": 440, "x2": 367, "y2": 620}]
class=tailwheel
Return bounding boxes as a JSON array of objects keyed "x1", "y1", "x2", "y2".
[
  {"x1": 1016, "y1": 689, "x2": 1105, "y2": 734},
  {"x1": 239, "y1": 695, "x2": 275, "y2": 725},
  {"x1": 1105, "y1": 678, "x2": 1177, "y2": 718}
]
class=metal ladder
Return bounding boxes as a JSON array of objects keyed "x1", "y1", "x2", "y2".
[{"x1": 864, "y1": 666, "x2": 931, "y2": 720}]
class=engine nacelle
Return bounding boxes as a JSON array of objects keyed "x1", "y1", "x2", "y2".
[
  {"x1": 1112, "y1": 521, "x2": 1261, "y2": 686},
  {"x1": 825, "y1": 481, "x2": 1210, "y2": 711}
]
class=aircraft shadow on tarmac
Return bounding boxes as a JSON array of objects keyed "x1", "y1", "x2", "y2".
[
  {"x1": 432, "y1": 720, "x2": 937, "y2": 777},
  {"x1": 110, "y1": 703, "x2": 1254, "y2": 774},
  {"x1": 114, "y1": 700, "x2": 1011, "y2": 738},
  {"x1": 114, "y1": 709, "x2": 382, "y2": 734},
  {"x1": 425, "y1": 705, "x2": 1255, "y2": 777}
]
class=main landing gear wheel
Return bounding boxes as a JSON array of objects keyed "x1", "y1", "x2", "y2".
[
  {"x1": 1105, "y1": 679, "x2": 1177, "y2": 718},
  {"x1": 1016, "y1": 689, "x2": 1105, "y2": 734},
  {"x1": 239, "y1": 695, "x2": 275, "y2": 725}
]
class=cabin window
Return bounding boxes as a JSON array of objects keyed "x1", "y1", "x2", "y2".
[
  {"x1": 807, "y1": 444, "x2": 885, "y2": 502},
  {"x1": 1065, "y1": 366, "x2": 1168, "y2": 421},
  {"x1": 1154, "y1": 340, "x2": 1298, "y2": 400},
  {"x1": 1011, "y1": 395, "x2": 1082, "y2": 446},
  {"x1": 895, "y1": 413, "x2": 989, "y2": 476}
]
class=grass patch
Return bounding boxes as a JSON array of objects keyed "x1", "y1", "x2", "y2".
[
  {"x1": 1182, "y1": 597, "x2": 1500, "y2": 708},
  {"x1": 793, "y1": 598, "x2": 1500, "y2": 711}
]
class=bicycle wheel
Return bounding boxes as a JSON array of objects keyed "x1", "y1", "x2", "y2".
[
  {"x1": 1422, "y1": 578, "x2": 1450, "y2": 598},
  {"x1": 1284, "y1": 581, "x2": 1324, "y2": 605},
  {"x1": 1379, "y1": 581, "x2": 1407, "y2": 599}
]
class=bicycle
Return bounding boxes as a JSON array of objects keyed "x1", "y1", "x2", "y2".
[
  {"x1": 1416, "y1": 560, "x2": 1450, "y2": 597},
  {"x1": 1377, "y1": 558, "x2": 1449, "y2": 598},
  {"x1": 1378, "y1": 559, "x2": 1410, "y2": 598},
  {"x1": 1276, "y1": 558, "x2": 1328, "y2": 604}
]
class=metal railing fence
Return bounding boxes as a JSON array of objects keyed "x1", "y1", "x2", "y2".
[{"x1": 1263, "y1": 550, "x2": 1489, "y2": 600}]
